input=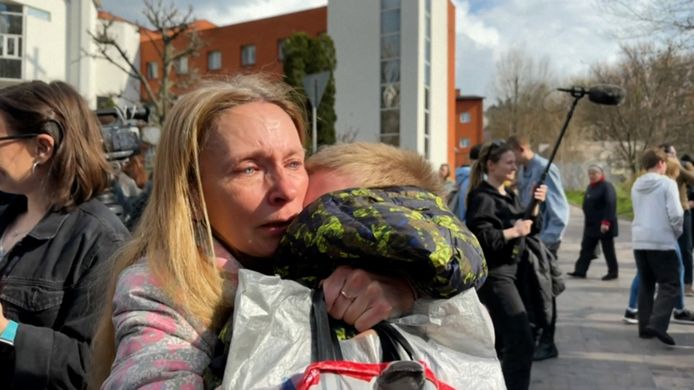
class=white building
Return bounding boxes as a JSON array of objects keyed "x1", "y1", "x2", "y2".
[
  {"x1": 328, "y1": 0, "x2": 455, "y2": 165},
  {"x1": 0, "y1": 0, "x2": 139, "y2": 108}
]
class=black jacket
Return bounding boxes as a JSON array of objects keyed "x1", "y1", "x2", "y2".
[
  {"x1": 582, "y1": 180, "x2": 618, "y2": 238},
  {"x1": 0, "y1": 196, "x2": 130, "y2": 389},
  {"x1": 465, "y1": 181, "x2": 542, "y2": 269}
]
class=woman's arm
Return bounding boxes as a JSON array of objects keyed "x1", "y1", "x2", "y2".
[{"x1": 103, "y1": 263, "x2": 215, "y2": 390}]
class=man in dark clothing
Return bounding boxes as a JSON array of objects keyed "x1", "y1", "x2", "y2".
[{"x1": 568, "y1": 165, "x2": 619, "y2": 280}]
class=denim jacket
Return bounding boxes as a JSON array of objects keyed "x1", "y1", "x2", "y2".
[{"x1": 0, "y1": 195, "x2": 129, "y2": 389}]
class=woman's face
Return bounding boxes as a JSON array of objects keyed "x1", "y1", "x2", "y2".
[
  {"x1": 0, "y1": 112, "x2": 35, "y2": 194},
  {"x1": 588, "y1": 169, "x2": 602, "y2": 183},
  {"x1": 199, "y1": 102, "x2": 308, "y2": 258},
  {"x1": 487, "y1": 150, "x2": 517, "y2": 183}
]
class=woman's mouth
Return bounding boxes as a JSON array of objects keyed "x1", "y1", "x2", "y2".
[{"x1": 259, "y1": 219, "x2": 294, "y2": 236}]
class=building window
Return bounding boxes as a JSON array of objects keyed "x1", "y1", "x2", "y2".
[
  {"x1": 208, "y1": 50, "x2": 221, "y2": 70},
  {"x1": 27, "y1": 6, "x2": 50, "y2": 21},
  {"x1": 380, "y1": 0, "x2": 401, "y2": 146},
  {"x1": 176, "y1": 56, "x2": 188, "y2": 74},
  {"x1": 146, "y1": 62, "x2": 158, "y2": 79},
  {"x1": 0, "y1": 3, "x2": 23, "y2": 79},
  {"x1": 241, "y1": 45, "x2": 256, "y2": 66},
  {"x1": 460, "y1": 112, "x2": 471, "y2": 123},
  {"x1": 459, "y1": 138, "x2": 470, "y2": 148},
  {"x1": 423, "y1": 0, "x2": 432, "y2": 159},
  {"x1": 277, "y1": 39, "x2": 286, "y2": 62}
]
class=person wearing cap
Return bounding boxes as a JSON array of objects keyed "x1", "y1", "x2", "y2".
[{"x1": 568, "y1": 164, "x2": 619, "y2": 280}]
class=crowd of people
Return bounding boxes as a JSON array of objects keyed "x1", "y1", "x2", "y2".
[{"x1": 0, "y1": 74, "x2": 691, "y2": 390}]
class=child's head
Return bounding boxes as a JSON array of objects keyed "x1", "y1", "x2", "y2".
[{"x1": 304, "y1": 142, "x2": 443, "y2": 206}]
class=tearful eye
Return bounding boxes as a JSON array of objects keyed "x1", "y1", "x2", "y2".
[
  {"x1": 287, "y1": 160, "x2": 303, "y2": 169},
  {"x1": 242, "y1": 167, "x2": 257, "y2": 175}
]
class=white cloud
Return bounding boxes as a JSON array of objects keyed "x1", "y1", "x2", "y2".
[
  {"x1": 194, "y1": 0, "x2": 327, "y2": 26},
  {"x1": 453, "y1": 0, "x2": 626, "y2": 102}
]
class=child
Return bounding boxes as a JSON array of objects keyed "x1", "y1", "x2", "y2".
[{"x1": 274, "y1": 142, "x2": 487, "y2": 299}]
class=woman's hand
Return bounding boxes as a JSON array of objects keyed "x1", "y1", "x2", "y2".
[
  {"x1": 510, "y1": 219, "x2": 533, "y2": 238},
  {"x1": 322, "y1": 266, "x2": 415, "y2": 332},
  {"x1": 533, "y1": 184, "x2": 548, "y2": 203}
]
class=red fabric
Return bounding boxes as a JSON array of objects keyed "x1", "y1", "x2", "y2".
[
  {"x1": 601, "y1": 220, "x2": 611, "y2": 228},
  {"x1": 296, "y1": 360, "x2": 455, "y2": 390},
  {"x1": 589, "y1": 176, "x2": 605, "y2": 187}
]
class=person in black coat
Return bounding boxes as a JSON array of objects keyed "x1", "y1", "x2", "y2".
[
  {"x1": 568, "y1": 164, "x2": 619, "y2": 280},
  {"x1": 465, "y1": 141, "x2": 547, "y2": 390}
]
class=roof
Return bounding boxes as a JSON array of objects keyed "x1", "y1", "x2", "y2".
[
  {"x1": 456, "y1": 95, "x2": 485, "y2": 101},
  {"x1": 98, "y1": 10, "x2": 136, "y2": 26}
]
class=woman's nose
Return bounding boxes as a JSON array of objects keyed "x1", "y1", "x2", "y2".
[{"x1": 267, "y1": 169, "x2": 299, "y2": 205}]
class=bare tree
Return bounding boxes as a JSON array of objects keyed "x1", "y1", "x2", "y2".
[
  {"x1": 599, "y1": 0, "x2": 694, "y2": 46},
  {"x1": 88, "y1": 0, "x2": 203, "y2": 124},
  {"x1": 580, "y1": 43, "x2": 694, "y2": 174},
  {"x1": 486, "y1": 48, "x2": 566, "y2": 146}
]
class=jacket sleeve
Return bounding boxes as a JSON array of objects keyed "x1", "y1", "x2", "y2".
[
  {"x1": 466, "y1": 192, "x2": 508, "y2": 267},
  {"x1": 666, "y1": 179, "x2": 684, "y2": 238},
  {"x1": 539, "y1": 164, "x2": 569, "y2": 244},
  {"x1": 9, "y1": 235, "x2": 124, "y2": 389},
  {"x1": 605, "y1": 182, "x2": 618, "y2": 224},
  {"x1": 102, "y1": 264, "x2": 214, "y2": 390}
]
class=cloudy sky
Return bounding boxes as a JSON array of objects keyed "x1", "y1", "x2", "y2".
[{"x1": 101, "y1": 0, "x2": 629, "y2": 102}]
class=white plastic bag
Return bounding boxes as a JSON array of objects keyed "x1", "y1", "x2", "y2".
[{"x1": 222, "y1": 269, "x2": 505, "y2": 389}]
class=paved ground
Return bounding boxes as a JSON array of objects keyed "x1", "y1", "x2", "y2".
[{"x1": 530, "y1": 206, "x2": 694, "y2": 389}]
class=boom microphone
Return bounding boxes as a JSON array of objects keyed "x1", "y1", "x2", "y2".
[{"x1": 557, "y1": 84, "x2": 625, "y2": 106}]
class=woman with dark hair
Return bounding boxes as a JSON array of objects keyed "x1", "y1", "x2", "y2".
[
  {"x1": 0, "y1": 81, "x2": 129, "y2": 388},
  {"x1": 465, "y1": 141, "x2": 547, "y2": 390}
]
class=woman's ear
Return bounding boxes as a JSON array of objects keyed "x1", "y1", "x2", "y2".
[{"x1": 34, "y1": 133, "x2": 56, "y2": 163}]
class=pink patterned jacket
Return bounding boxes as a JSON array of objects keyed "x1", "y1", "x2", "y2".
[{"x1": 102, "y1": 242, "x2": 241, "y2": 390}]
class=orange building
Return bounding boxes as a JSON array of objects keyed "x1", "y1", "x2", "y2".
[
  {"x1": 139, "y1": 7, "x2": 327, "y2": 98},
  {"x1": 454, "y1": 92, "x2": 485, "y2": 167}
]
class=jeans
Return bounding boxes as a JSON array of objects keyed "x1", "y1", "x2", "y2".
[
  {"x1": 628, "y1": 246, "x2": 685, "y2": 311},
  {"x1": 478, "y1": 263, "x2": 534, "y2": 390}
]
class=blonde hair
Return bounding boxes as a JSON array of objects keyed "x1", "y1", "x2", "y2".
[
  {"x1": 666, "y1": 156, "x2": 681, "y2": 179},
  {"x1": 306, "y1": 142, "x2": 443, "y2": 195},
  {"x1": 89, "y1": 74, "x2": 306, "y2": 387}
]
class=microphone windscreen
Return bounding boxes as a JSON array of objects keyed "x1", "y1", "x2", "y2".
[{"x1": 588, "y1": 85, "x2": 625, "y2": 106}]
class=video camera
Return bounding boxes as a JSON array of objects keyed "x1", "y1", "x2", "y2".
[
  {"x1": 95, "y1": 106, "x2": 151, "y2": 226},
  {"x1": 96, "y1": 106, "x2": 150, "y2": 161}
]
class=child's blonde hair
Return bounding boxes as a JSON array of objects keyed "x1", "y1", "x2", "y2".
[{"x1": 307, "y1": 142, "x2": 443, "y2": 195}]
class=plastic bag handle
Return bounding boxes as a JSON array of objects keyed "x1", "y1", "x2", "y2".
[
  {"x1": 311, "y1": 289, "x2": 416, "y2": 363},
  {"x1": 311, "y1": 289, "x2": 343, "y2": 362},
  {"x1": 373, "y1": 322, "x2": 416, "y2": 362}
]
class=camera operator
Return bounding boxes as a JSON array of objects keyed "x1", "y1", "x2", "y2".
[{"x1": 96, "y1": 106, "x2": 152, "y2": 231}]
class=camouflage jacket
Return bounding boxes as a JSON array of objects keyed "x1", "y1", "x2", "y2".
[{"x1": 273, "y1": 186, "x2": 488, "y2": 298}]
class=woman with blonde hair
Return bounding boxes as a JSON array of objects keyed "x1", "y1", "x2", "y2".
[
  {"x1": 0, "y1": 81, "x2": 129, "y2": 388},
  {"x1": 90, "y1": 75, "x2": 417, "y2": 388}
]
